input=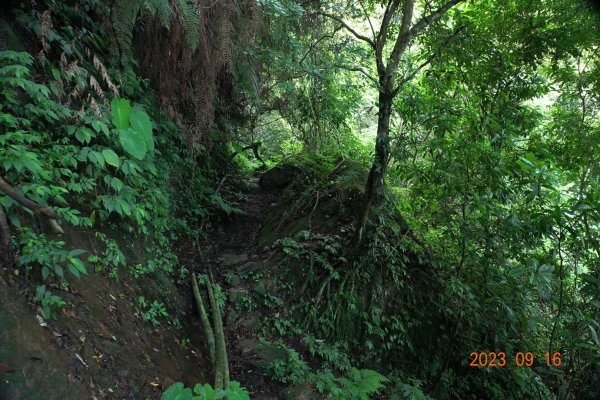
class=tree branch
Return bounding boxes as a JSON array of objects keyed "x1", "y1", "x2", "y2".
[
  {"x1": 409, "y1": 0, "x2": 464, "y2": 37},
  {"x1": 376, "y1": 0, "x2": 401, "y2": 75},
  {"x1": 317, "y1": 11, "x2": 376, "y2": 49},
  {"x1": 0, "y1": 205, "x2": 12, "y2": 267},
  {"x1": 377, "y1": 0, "x2": 401, "y2": 50},
  {"x1": 387, "y1": 0, "x2": 463, "y2": 85},
  {"x1": 395, "y1": 25, "x2": 465, "y2": 91},
  {"x1": 385, "y1": 0, "x2": 416, "y2": 83},
  {"x1": 358, "y1": 0, "x2": 377, "y2": 42},
  {"x1": 334, "y1": 65, "x2": 379, "y2": 87},
  {"x1": 299, "y1": 24, "x2": 344, "y2": 66},
  {"x1": 0, "y1": 175, "x2": 64, "y2": 234}
]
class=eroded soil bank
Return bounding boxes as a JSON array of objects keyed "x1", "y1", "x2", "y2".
[{"x1": 0, "y1": 237, "x2": 210, "y2": 399}]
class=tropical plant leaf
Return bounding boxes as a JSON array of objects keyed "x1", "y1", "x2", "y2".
[
  {"x1": 118, "y1": 128, "x2": 147, "y2": 160},
  {"x1": 102, "y1": 149, "x2": 120, "y2": 167},
  {"x1": 130, "y1": 110, "x2": 154, "y2": 152},
  {"x1": 111, "y1": 98, "x2": 131, "y2": 130}
]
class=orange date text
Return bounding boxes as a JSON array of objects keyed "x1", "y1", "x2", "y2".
[{"x1": 468, "y1": 352, "x2": 561, "y2": 367}]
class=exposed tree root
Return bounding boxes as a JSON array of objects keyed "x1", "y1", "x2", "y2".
[
  {"x1": 0, "y1": 175, "x2": 64, "y2": 267},
  {"x1": 0, "y1": 176, "x2": 64, "y2": 234}
]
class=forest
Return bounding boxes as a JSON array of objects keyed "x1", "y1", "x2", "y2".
[{"x1": 0, "y1": 0, "x2": 598, "y2": 399}]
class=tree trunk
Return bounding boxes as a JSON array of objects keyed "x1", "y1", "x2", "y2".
[{"x1": 354, "y1": 89, "x2": 394, "y2": 248}]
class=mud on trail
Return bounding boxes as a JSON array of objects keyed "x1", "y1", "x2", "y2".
[{"x1": 0, "y1": 174, "x2": 286, "y2": 400}]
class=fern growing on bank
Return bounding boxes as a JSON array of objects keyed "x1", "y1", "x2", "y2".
[{"x1": 112, "y1": 0, "x2": 200, "y2": 67}]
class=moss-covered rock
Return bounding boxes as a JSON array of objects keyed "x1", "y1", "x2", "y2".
[{"x1": 259, "y1": 165, "x2": 302, "y2": 189}]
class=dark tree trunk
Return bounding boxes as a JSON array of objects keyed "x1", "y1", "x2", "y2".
[{"x1": 354, "y1": 89, "x2": 394, "y2": 247}]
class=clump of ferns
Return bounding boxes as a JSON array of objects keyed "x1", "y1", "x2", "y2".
[{"x1": 297, "y1": 222, "x2": 439, "y2": 355}]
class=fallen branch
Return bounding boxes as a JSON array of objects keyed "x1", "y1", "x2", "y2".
[
  {"x1": 207, "y1": 275, "x2": 229, "y2": 390},
  {"x1": 192, "y1": 273, "x2": 216, "y2": 366},
  {"x1": 191, "y1": 272, "x2": 230, "y2": 390}
]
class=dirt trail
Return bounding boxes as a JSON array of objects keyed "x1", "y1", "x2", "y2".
[
  {"x1": 184, "y1": 175, "x2": 285, "y2": 399},
  {"x1": 203, "y1": 176, "x2": 278, "y2": 258}
]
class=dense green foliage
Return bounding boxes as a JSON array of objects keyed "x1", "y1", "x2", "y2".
[{"x1": 1, "y1": 0, "x2": 599, "y2": 399}]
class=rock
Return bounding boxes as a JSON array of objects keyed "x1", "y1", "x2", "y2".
[
  {"x1": 235, "y1": 261, "x2": 257, "y2": 272},
  {"x1": 259, "y1": 165, "x2": 302, "y2": 189},
  {"x1": 280, "y1": 382, "x2": 322, "y2": 400},
  {"x1": 238, "y1": 340, "x2": 289, "y2": 368},
  {"x1": 254, "y1": 343, "x2": 290, "y2": 366},
  {"x1": 162, "y1": 376, "x2": 176, "y2": 390},
  {"x1": 238, "y1": 338, "x2": 260, "y2": 355},
  {"x1": 220, "y1": 253, "x2": 249, "y2": 267},
  {"x1": 252, "y1": 281, "x2": 267, "y2": 296},
  {"x1": 225, "y1": 311, "x2": 237, "y2": 327},
  {"x1": 228, "y1": 288, "x2": 248, "y2": 304},
  {"x1": 236, "y1": 314, "x2": 261, "y2": 332},
  {"x1": 229, "y1": 275, "x2": 243, "y2": 287}
]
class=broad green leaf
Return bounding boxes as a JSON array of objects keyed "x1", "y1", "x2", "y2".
[
  {"x1": 111, "y1": 98, "x2": 131, "y2": 130},
  {"x1": 102, "y1": 149, "x2": 120, "y2": 167},
  {"x1": 69, "y1": 258, "x2": 88, "y2": 276},
  {"x1": 589, "y1": 325, "x2": 600, "y2": 346},
  {"x1": 68, "y1": 249, "x2": 87, "y2": 257},
  {"x1": 41, "y1": 266, "x2": 49, "y2": 280},
  {"x1": 129, "y1": 110, "x2": 153, "y2": 153},
  {"x1": 118, "y1": 128, "x2": 147, "y2": 160},
  {"x1": 226, "y1": 382, "x2": 250, "y2": 400},
  {"x1": 67, "y1": 264, "x2": 81, "y2": 279},
  {"x1": 161, "y1": 383, "x2": 194, "y2": 400},
  {"x1": 103, "y1": 197, "x2": 115, "y2": 213},
  {"x1": 111, "y1": 177, "x2": 124, "y2": 192}
]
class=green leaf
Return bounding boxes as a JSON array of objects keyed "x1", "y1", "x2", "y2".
[
  {"x1": 226, "y1": 382, "x2": 250, "y2": 400},
  {"x1": 118, "y1": 128, "x2": 147, "y2": 160},
  {"x1": 589, "y1": 325, "x2": 600, "y2": 346},
  {"x1": 102, "y1": 149, "x2": 120, "y2": 167},
  {"x1": 111, "y1": 98, "x2": 131, "y2": 130},
  {"x1": 67, "y1": 264, "x2": 81, "y2": 278},
  {"x1": 69, "y1": 258, "x2": 88, "y2": 276},
  {"x1": 54, "y1": 265, "x2": 64, "y2": 278},
  {"x1": 161, "y1": 383, "x2": 194, "y2": 400},
  {"x1": 75, "y1": 127, "x2": 93, "y2": 144},
  {"x1": 129, "y1": 110, "x2": 154, "y2": 153},
  {"x1": 103, "y1": 197, "x2": 116, "y2": 213},
  {"x1": 111, "y1": 177, "x2": 124, "y2": 192},
  {"x1": 68, "y1": 249, "x2": 87, "y2": 257}
]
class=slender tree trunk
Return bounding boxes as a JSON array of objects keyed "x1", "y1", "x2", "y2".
[{"x1": 354, "y1": 89, "x2": 394, "y2": 247}]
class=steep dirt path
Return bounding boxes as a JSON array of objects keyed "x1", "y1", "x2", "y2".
[
  {"x1": 206, "y1": 176, "x2": 278, "y2": 259},
  {"x1": 183, "y1": 175, "x2": 285, "y2": 399}
]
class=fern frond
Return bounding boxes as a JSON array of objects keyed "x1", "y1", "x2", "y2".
[
  {"x1": 89, "y1": 75, "x2": 106, "y2": 102},
  {"x1": 112, "y1": 0, "x2": 142, "y2": 66},
  {"x1": 38, "y1": 10, "x2": 53, "y2": 63},
  {"x1": 177, "y1": 0, "x2": 200, "y2": 52},
  {"x1": 144, "y1": 0, "x2": 172, "y2": 28}
]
